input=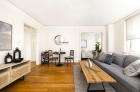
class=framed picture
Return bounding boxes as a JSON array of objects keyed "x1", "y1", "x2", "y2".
[
  {"x1": 81, "y1": 40, "x2": 87, "y2": 48},
  {"x1": 0, "y1": 21, "x2": 12, "y2": 50}
]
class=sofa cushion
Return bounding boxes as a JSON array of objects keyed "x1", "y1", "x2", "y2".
[
  {"x1": 94, "y1": 60, "x2": 122, "y2": 70},
  {"x1": 112, "y1": 53, "x2": 127, "y2": 67},
  {"x1": 124, "y1": 59, "x2": 140, "y2": 76},
  {"x1": 104, "y1": 65, "x2": 140, "y2": 92},
  {"x1": 124, "y1": 55, "x2": 140, "y2": 68}
]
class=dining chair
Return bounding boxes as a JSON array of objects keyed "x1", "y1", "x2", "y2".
[
  {"x1": 41, "y1": 51, "x2": 49, "y2": 65},
  {"x1": 64, "y1": 50, "x2": 74, "y2": 66},
  {"x1": 48, "y1": 50, "x2": 58, "y2": 65}
]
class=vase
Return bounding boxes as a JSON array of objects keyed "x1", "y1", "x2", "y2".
[{"x1": 86, "y1": 59, "x2": 92, "y2": 68}]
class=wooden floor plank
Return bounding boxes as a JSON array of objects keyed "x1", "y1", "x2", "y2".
[{"x1": 0, "y1": 62, "x2": 79, "y2": 92}]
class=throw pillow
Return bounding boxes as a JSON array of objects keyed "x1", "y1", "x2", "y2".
[
  {"x1": 105, "y1": 55, "x2": 116, "y2": 65},
  {"x1": 104, "y1": 54, "x2": 111, "y2": 63},
  {"x1": 100, "y1": 53, "x2": 107, "y2": 62},
  {"x1": 98, "y1": 52, "x2": 104, "y2": 61},
  {"x1": 124, "y1": 59, "x2": 140, "y2": 76},
  {"x1": 108, "y1": 55, "x2": 116, "y2": 64},
  {"x1": 104, "y1": 54, "x2": 115, "y2": 65}
]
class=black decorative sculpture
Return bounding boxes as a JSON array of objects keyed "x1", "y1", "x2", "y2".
[
  {"x1": 5, "y1": 53, "x2": 12, "y2": 64},
  {"x1": 13, "y1": 47, "x2": 23, "y2": 63}
]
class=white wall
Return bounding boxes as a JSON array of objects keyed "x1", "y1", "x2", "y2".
[
  {"x1": 0, "y1": 0, "x2": 43, "y2": 64},
  {"x1": 81, "y1": 33, "x2": 96, "y2": 51},
  {"x1": 107, "y1": 24, "x2": 114, "y2": 53},
  {"x1": 114, "y1": 21, "x2": 125, "y2": 54},
  {"x1": 41, "y1": 26, "x2": 106, "y2": 62}
]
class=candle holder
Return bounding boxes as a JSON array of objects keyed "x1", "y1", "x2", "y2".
[
  {"x1": 13, "y1": 47, "x2": 21, "y2": 59},
  {"x1": 4, "y1": 53, "x2": 12, "y2": 64},
  {"x1": 13, "y1": 47, "x2": 23, "y2": 63}
]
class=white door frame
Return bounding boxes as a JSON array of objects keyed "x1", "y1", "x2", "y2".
[{"x1": 22, "y1": 21, "x2": 40, "y2": 65}]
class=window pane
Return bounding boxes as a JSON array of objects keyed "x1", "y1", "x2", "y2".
[
  {"x1": 131, "y1": 39, "x2": 140, "y2": 52},
  {"x1": 126, "y1": 40, "x2": 130, "y2": 51}
]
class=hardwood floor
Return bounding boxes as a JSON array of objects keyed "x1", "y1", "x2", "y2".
[
  {"x1": 30, "y1": 61, "x2": 36, "y2": 68},
  {"x1": 1, "y1": 62, "x2": 79, "y2": 92}
]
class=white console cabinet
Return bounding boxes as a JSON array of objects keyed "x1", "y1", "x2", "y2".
[{"x1": 0, "y1": 60, "x2": 30, "y2": 89}]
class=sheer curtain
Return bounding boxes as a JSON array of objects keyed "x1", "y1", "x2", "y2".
[{"x1": 126, "y1": 14, "x2": 140, "y2": 52}]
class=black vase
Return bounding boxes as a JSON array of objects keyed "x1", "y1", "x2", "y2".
[{"x1": 5, "y1": 53, "x2": 12, "y2": 64}]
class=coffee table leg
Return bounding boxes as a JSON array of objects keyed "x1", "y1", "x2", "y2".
[
  {"x1": 87, "y1": 83, "x2": 91, "y2": 92},
  {"x1": 87, "y1": 83, "x2": 105, "y2": 92},
  {"x1": 102, "y1": 83, "x2": 105, "y2": 92}
]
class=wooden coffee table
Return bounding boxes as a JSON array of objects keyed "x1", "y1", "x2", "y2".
[{"x1": 79, "y1": 60, "x2": 116, "y2": 92}]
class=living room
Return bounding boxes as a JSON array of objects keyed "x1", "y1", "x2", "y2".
[{"x1": 0, "y1": 0, "x2": 140, "y2": 92}]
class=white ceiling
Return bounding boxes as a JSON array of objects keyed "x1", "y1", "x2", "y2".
[{"x1": 8, "y1": 0, "x2": 140, "y2": 26}]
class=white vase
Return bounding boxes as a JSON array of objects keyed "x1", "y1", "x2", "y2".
[{"x1": 86, "y1": 59, "x2": 92, "y2": 68}]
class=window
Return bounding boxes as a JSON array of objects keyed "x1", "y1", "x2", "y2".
[
  {"x1": 126, "y1": 39, "x2": 140, "y2": 52},
  {"x1": 126, "y1": 14, "x2": 140, "y2": 52}
]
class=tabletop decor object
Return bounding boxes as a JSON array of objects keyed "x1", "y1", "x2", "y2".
[
  {"x1": 86, "y1": 58, "x2": 92, "y2": 68},
  {"x1": 13, "y1": 47, "x2": 23, "y2": 63},
  {"x1": 87, "y1": 58, "x2": 100, "y2": 73},
  {"x1": 4, "y1": 53, "x2": 12, "y2": 64}
]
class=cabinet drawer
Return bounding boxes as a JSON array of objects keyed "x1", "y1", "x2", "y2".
[
  {"x1": 0, "y1": 71, "x2": 10, "y2": 89},
  {"x1": 11, "y1": 64, "x2": 30, "y2": 82}
]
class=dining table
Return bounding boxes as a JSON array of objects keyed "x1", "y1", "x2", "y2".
[{"x1": 53, "y1": 51, "x2": 66, "y2": 66}]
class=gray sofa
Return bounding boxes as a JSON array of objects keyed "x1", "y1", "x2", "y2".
[{"x1": 93, "y1": 53, "x2": 140, "y2": 92}]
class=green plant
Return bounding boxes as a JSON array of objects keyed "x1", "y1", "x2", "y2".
[{"x1": 95, "y1": 42, "x2": 102, "y2": 53}]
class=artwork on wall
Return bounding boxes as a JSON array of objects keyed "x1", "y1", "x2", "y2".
[
  {"x1": 81, "y1": 40, "x2": 87, "y2": 48},
  {"x1": 0, "y1": 21, "x2": 12, "y2": 50}
]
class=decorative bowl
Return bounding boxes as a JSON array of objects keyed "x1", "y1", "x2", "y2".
[{"x1": 12, "y1": 58, "x2": 24, "y2": 63}]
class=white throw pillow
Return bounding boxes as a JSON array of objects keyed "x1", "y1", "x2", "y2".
[
  {"x1": 98, "y1": 52, "x2": 104, "y2": 61},
  {"x1": 124, "y1": 59, "x2": 140, "y2": 76}
]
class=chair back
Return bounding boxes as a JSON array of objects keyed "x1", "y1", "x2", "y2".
[
  {"x1": 70, "y1": 50, "x2": 74, "y2": 57},
  {"x1": 48, "y1": 50, "x2": 53, "y2": 57}
]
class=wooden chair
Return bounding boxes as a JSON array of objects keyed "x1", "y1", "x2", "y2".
[
  {"x1": 41, "y1": 51, "x2": 49, "y2": 65},
  {"x1": 64, "y1": 50, "x2": 74, "y2": 66},
  {"x1": 48, "y1": 50, "x2": 58, "y2": 65}
]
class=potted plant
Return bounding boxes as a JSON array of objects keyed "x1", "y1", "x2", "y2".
[{"x1": 95, "y1": 42, "x2": 102, "y2": 56}]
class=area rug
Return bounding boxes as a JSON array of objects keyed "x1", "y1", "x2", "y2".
[{"x1": 74, "y1": 65, "x2": 117, "y2": 92}]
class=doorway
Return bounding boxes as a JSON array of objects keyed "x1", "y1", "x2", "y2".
[
  {"x1": 24, "y1": 24, "x2": 36, "y2": 66},
  {"x1": 80, "y1": 32, "x2": 102, "y2": 60}
]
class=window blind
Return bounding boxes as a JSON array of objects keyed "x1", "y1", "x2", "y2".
[{"x1": 126, "y1": 14, "x2": 140, "y2": 40}]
